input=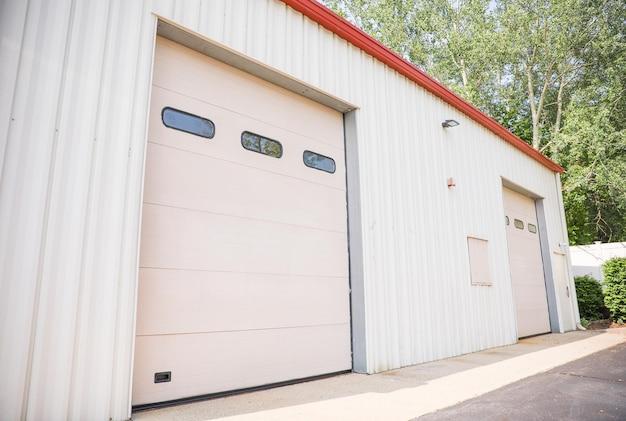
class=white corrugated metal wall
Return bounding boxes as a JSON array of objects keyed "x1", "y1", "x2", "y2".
[{"x1": 0, "y1": 0, "x2": 577, "y2": 420}]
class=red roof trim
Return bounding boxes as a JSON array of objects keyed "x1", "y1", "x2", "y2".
[{"x1": 281, "y1": 0, "x2": 564, "y2": 173}]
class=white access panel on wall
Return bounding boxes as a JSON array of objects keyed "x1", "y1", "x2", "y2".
[
  {"x1": 503, "y1": 187, "x2": 551, "y2": 338},
  {"x1": 132, "y1": 37, "x2": 351, "y2": 406}
]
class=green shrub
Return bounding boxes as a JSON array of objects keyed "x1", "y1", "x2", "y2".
[
  {"x1": 574, "y1": 275, "x2": 607, "y2": 320},
  {"x1": 574, "y1": 275, "x2": 606, "y2": 320},
  {"x1": 603, "y1": 258, "x2": 626, "y2": 323}
]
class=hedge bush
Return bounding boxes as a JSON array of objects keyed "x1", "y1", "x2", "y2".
[
  {"x1": 603, "y1": 257, "x2": 626, "y2": 323},
  {"x1": 574, "y1": 275, "x2": 606, "y2": 320}
]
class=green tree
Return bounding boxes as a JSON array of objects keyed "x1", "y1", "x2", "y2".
[
  {"x1": 555, "y1": 0, "x2": 626, "y2": 243},
  {"x1": 603, "y1": 258, "x2": 626, "y2": 323},
  {"x1": 574, "y1": 275, "x2": 607, "y2": 320},
  {"x1": 326, "y1": 0, "x2": 506, "y2": 112},
  {"x1": 557, "y1": 79, "x2": 626, "y2": 243},
  {"x1": 498, "y1": 0, "x2": 598, "y2": 149},
  {"x1": 324, "y1": 0, "x2": 626, "y2": 244}
]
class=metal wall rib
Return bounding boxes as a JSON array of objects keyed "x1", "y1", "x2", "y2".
[{"x1": 0, "y1": 1, "x2": 576, "y2": 420}]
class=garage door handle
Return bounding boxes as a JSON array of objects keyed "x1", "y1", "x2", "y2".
[{"x1": 566, "y1": 286, "x2": 570, "y2": 297}]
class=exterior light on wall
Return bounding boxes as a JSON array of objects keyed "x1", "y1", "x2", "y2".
[
  {"x1": 447, "y1": 177, "x2": 456, "y2": 188},
  {"x1": 442, "y1": 119, "x2": 460, "y2": 128}
]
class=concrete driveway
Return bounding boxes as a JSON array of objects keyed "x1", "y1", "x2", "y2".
[
  {"x1": 134, "y1": 328, "x2": 626, "y2": 421},
  {"x1": 419, "y1": 341, "x2": 626, "y2": 420}
]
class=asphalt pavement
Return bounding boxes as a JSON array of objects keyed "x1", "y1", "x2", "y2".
[{"x1": 418, "y1": 342, "x2": 626, "y2": 421}]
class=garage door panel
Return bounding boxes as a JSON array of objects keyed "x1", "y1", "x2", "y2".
[
  {"x1": 503, "y1": 189, "x2": 537, "y2": 219},
  {"x1": 152, "y1": 37, "x2": 343, "y2": 148},
  {"x1": 132, "y1": 323, "x2": 352, "y2": 405},
  {"x1": 148, "y1": 87, "x2": 346, "y2": 190},
  {"x1": 139, "y1": 203, "x2": 348, "y2": 277},
  {"x1": 143, "y1": 142, "x2": 347, "y2": 232},
  {"x1": 508, "y1": 260, "x2": 544, "y2": 279},
  {"x1": 513, "y1": 284, "x2": 551, "y2": 306},
  {"x1": 510, "y1": 276, "x2": 546, "y2": 287},
  {"x1": 515, "y1": 310, "x2": 550, "y2": 338},
  {"x1": 136, "y1": 268, "x2": 350, "y2": 335}
]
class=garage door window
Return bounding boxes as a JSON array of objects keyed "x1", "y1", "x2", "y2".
[
  {"x1": 162, "y1": 107, "x2": 215, "y2": 139},
  {"x1": 514, "y1": 219, "x2": 524, "y2": 230},
  {"x1": 528, "y1": 223, "x2": 537, "y2": 233},
  {"x1": 241, "y1": 131, "x2": 282, "y2": 158},
  {"x1": 303, "y1": 151, "x2": 336, "y2": 173}
]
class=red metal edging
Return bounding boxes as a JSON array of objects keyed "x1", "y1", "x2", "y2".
[{"x1": 281, "y1": 0, "x2": 564, "y2": 173}]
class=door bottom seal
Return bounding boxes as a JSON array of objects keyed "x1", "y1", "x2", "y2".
[{"x1": 132, "y1": 369, "x2": 352, "y2": 412}]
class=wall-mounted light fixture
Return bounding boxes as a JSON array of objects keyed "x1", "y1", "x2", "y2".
[
  {"x1": 442, "y1": 119, "x2": 460, "y2": 128},
  {"x1": 447, "y1": 177, "x2": 456, "y2": 188}
]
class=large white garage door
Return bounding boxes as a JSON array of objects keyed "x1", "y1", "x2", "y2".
[
  {"x1": 503, "y1": 187, "x2": 551, "y2": 338},
  {"x1": 132, "y1": 37, "x2": 351, "y2": 406}
]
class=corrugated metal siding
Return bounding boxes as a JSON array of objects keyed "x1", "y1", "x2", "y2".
[{"x1": 0, "y1": 1, "x2": 577, "y2": 420}]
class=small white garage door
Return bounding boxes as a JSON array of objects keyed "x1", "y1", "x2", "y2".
[
  {"x1": 132, "y1": 37, "x2": 351, "y2": 406},
  {"x1": 503, "y1": 187, "x2": 551, "y2": 338}
]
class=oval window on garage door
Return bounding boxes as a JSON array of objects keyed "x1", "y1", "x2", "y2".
[
  {"x1": 162, "y1": 107, "x2": 215, "y2": 138},
  {"x1": 241, "y1": 131, "x2": 282, "y2": 158},
  {"x1": 303, "y1": 150, "x2": 336, "y2": 174}
]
